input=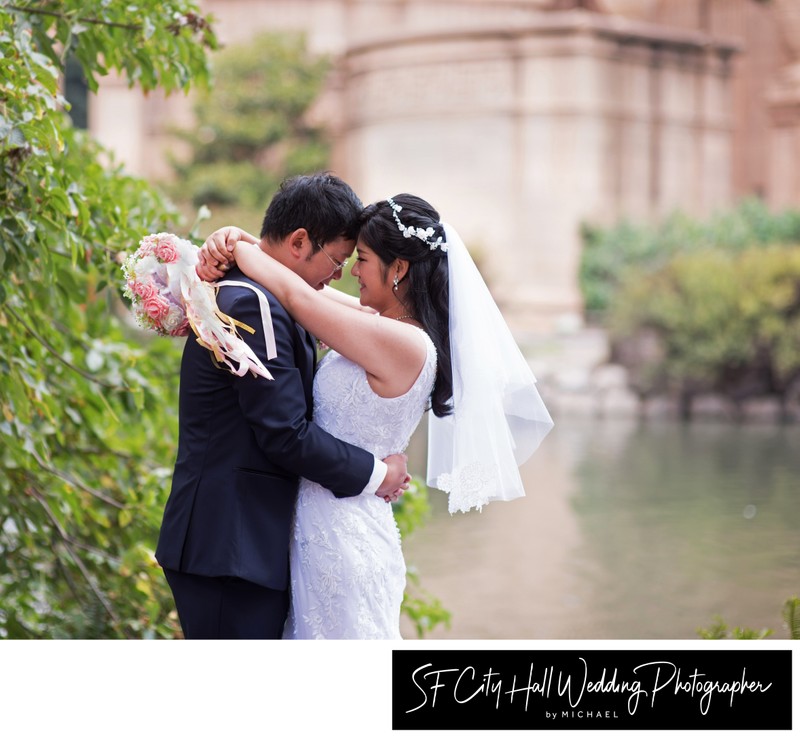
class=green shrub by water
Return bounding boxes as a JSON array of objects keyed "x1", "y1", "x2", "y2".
[
  {"x1": 580, "y1": 198, "x2": 800, "y2": 316},
  {"x1": 608, "y1": 245, "x2": 800, "y2": 400},
  {"x1": 580, "y1": 200, "x2": 800, "y2": 405}
]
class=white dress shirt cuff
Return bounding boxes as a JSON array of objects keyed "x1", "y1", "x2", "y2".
[{"x1": 362, "y1": 458, "x2": 387, "y2": 496}]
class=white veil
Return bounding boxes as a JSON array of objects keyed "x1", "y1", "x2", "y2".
[{"x1": 426, "y1": 223, "x2": 554, "y2": 514}]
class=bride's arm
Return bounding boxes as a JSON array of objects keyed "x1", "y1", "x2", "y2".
[
  {"x1": 199, "y1": 230, "x2": 376, "y2": 313},
  {"x1": 320, "y1": 285, "x2": 377, "y2": 313},
  {"x1": 232, "y1": 242, "x2": 426, "y2": 394}
]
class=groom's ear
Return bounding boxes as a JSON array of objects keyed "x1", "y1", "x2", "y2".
[{"x1": 286, "y1": 228, "x2": 311, "y2": 261}]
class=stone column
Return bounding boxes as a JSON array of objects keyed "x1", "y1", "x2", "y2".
[
  {"x1": 767, "y1": 0, "x2": 800, "y2": 208},
  {"x1": 341, "y1": 9, "x2": 738, "y2": 333}
]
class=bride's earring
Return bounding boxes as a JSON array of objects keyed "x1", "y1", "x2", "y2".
[{"x1": 393, "y1": 274, "x2": 400, "y2": 291}]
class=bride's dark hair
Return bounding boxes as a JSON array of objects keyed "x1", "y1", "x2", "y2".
[{"x1": 357, "y1": 194, "x2": 453, "y2": 417}]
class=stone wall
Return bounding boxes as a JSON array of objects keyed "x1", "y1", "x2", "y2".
[{"x1": 341, "y1": 10, "x2": 738, "y2": 330}]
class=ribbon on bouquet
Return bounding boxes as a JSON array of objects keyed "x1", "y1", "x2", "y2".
[
  {"x1": 181, "y1": 276, "x2": 277, "y2": 381},
  {"x1": 216, "y1": 279, "x2": 278, "y2": 363}
]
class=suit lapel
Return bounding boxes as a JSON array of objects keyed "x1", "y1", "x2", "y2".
[
  {"x1": 305, "y1": 328, "x2": 319, "y2": 373},
  {"x1": 294, "y1": 322, "x2": 317, "y2": 417}
]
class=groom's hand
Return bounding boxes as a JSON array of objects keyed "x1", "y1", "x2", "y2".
[{"x1": 377, "y1": 453, "x2": 409, "y2": 503}]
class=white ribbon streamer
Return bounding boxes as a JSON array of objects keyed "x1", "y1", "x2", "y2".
[{"x1": 216, "y1": 280, "x2": 278, "y2": 362}]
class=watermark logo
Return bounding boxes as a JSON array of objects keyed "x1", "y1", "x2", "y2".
[{"x1": 392, "y1": 650, "x2": 792, "y2": 730}]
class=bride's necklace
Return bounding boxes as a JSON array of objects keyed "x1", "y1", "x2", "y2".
[{"x1": 394, "y1": 315, "x2": 414, "y2": 322}]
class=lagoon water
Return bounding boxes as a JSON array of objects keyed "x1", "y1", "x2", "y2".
[{"x1": 400, "y1": 417, "x2": 800, "y2": 640}]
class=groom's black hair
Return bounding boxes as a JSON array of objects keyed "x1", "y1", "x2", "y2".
[{"x1": 260, "y1": 172, "x2": 363, "y2": 249}]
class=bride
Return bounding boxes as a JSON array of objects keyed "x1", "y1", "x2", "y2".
[{"x1": 198, "y1": 193, "x2": 553, "y2": 639}]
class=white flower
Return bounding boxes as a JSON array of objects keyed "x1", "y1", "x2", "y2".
[
  {"x1": 161, "y1": 305, "x2": 185, "y2": 332},
  {"x1": 133, "y1": 254, "x2": 159, "y2": 280},
  {"x1": 86, "y1": 349, "x2": 104, "y2": 372}
]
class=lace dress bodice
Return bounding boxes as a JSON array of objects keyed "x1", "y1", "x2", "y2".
[
  {"x1": 312, "y1": 331, "x2": 436, "y2": 458},
  {"x1": 283, "y1": 329, "x2": 437, "y2": 639}
]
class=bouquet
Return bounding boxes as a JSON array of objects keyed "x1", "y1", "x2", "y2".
[{"x1": 122, "y1": 232, "x2": 274, "y2": 379}]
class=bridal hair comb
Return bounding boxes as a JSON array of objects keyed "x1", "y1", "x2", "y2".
[{"x1": 387, "y1": 197, "x2": 447, "y2": 252}]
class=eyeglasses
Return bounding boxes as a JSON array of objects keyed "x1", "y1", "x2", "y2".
[{"x1": 319, "y1": 246, "x2": 349, "y2": 276}]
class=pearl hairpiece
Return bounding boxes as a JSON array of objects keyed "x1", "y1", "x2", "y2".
[{"x1": 387, "y1": 197, "x2": 447, "y2": 252}]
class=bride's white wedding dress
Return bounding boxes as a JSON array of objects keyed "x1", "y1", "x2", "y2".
[{"x1": 283, "y1": 329, "x2": 437, "y2": 639}]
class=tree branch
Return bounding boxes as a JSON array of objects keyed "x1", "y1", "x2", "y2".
[
  {"x1": 13, "y1": 480, "x2": 123, "y2": 563},
  {"x1": 29, "y1": 448, "x2": 125, "y2": 509},
  {"x1": 5, "y1": 4, "x2": 142, "y2": 31},
  {"x1": 27, "y1": 485, "x2": 126, "y2": 632},
  {"x1": 6, "y1": 305, "x2": 120, "y2": 390},
  {"x1": 5, "y1": 3, "x2": 213, "y2": 38}
]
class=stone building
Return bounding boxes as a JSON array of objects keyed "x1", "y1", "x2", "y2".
[{"x1": 88, "y1": 0, "x2": 800, "y2": 332}]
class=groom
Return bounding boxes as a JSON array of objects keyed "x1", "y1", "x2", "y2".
[{"x1": 155, "y1": 173, "x2": 409, "y2": 639}]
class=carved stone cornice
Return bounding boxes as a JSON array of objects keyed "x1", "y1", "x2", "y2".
[{"x1": 345, "y1": 9, "x2": 741, "y2": 59}]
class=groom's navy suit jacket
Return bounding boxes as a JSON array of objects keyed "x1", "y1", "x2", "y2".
[{"x1": 155, "y1": 266, "x2": 375, "y2": 591}]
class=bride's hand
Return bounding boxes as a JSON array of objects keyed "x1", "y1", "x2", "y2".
[
  {"x1": 381, "y1": 473, "x2": 411, "y2": 503},
  {"x1": 195, "y1": 226, "x2": 256, "y2": 281}
]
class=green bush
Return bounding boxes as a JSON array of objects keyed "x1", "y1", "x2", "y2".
[
  {"x1": 179, "y1": 161, "x2": 280, "y2": 209},
  {"x1": 395, "y1": 478, "x2": 452, "y2": 638},
  {"x1": 170, "y1": 32, "x2": 331, "y2": 210},
  {"x1": 0, "y1": 0, "x2": 217, "y2": 638},
  {"x1": 608, "y1": 246, "x2": 800, "y2": 400},
  {"x1": 580, "y1": 198, "x2": 800, "y2": 316}
]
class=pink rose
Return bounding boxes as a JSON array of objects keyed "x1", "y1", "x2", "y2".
[
  {"x1": 131, "y1": 281, "x2": 156, "y2": 300},
  {"x1": 142, "y1": 292, "x2": 170, "y2": 322},
  {"x1": 154, "y1": 238, "x2": 179, "y2": 263},
  {"x1": 136, "y1": 239, "x2": 156, "y2": 257}
]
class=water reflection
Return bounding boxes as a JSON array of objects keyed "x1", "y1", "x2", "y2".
[{"x1": 400, "y1": 417, "x2": 800, "y2": 639}]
